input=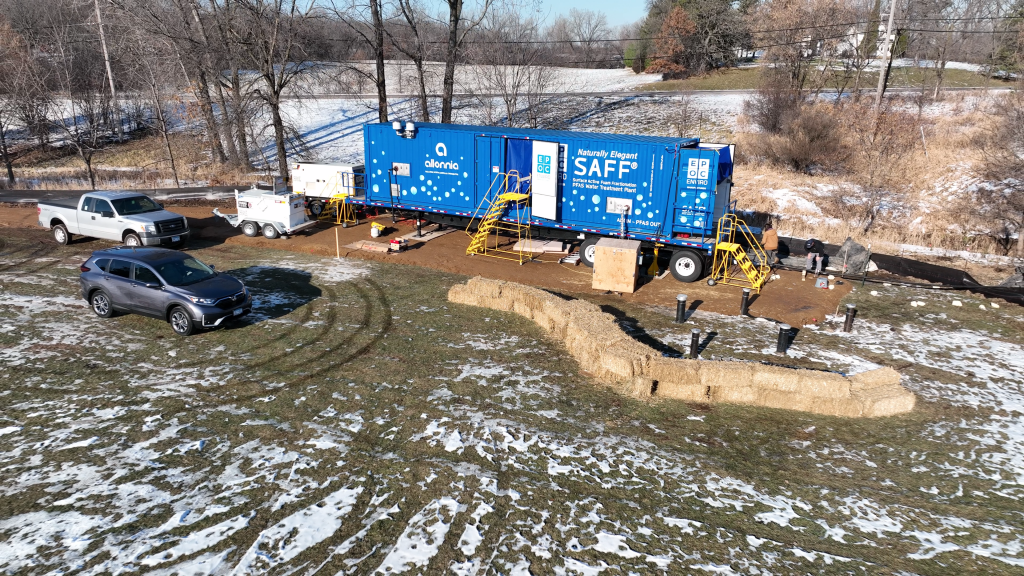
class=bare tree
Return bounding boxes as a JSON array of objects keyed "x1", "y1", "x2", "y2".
[
  {"x1": 390, "y1": 0, "x2": 434, "y2": 121},
  {"x1": 474, "y1": 2, "x2": 542, "y2": 126},
  {"x1": 977, "y1": 85, "x2": 1024, "y2": 255},
  {"x1": 234, "y1": 0, "x2": 317, "y2": 177},
  {"x1": 333, "y1": 0, "x2": 389, "y2": 123},
  {"x1": 439, "y1": 0, "x2": 493, "y2": 123},
  {"x1": 566, "y1": 8, "x2": 609, "y2": 67}
]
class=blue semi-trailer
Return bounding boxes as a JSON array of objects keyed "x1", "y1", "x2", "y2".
[{"x1": 345, "y1": 121, "x2": 736, "y2": 282}]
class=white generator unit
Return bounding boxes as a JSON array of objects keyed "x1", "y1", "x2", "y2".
[
  {"x1": 213, "y1": 187, "x2": 318, "y2": 239},
  {"x1": 291, "y1": 162, "x2": 364, "y2": 217}
]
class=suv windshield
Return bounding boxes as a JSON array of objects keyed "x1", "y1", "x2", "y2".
[
  {"x1": 155, "y1": 257, "x2": 216, "y2": 286},
  {"x1": 110, "y1": 196, "x2": 162, "y2": 215}
]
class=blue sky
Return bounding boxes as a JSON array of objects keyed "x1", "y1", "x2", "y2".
[{"x1": 541, "y1": 0, "x2": 647, "y2": 27}]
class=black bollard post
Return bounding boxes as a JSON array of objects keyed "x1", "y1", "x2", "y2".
[
  {"x1": 843, "y1": 304, "x2": 857, "y2": 332},
  {"x1": 740, "y1": 288, "x2": 751, "y2": 316},
  {"x1": 776, "y1": 324, "x2": 791, "y2": 354},
  {"x1": 689, "y1": 328, "x2": 700, "y2": 359},
  {"x1": 675, "y1": 294, "x2": 687, "y2": 323}
]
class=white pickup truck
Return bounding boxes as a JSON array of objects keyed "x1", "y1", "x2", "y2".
[{"x1": 38, "y1": 191, "x2": 191, "y2": 247}]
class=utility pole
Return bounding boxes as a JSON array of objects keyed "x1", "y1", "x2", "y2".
[
  {"x1": 94, "y1": 0, "x2": 122, "y2": 140},
  {"x1": 874, "y1": 0, "x2": 898, "y2": 110}
]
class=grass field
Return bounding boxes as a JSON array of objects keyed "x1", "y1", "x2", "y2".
[
  {"x1": 638, "y1": 66, "x2": 1013, "y2": 92},
  {"x1": 1, "y1": 232, "x2": 1023, "y2": 574}
]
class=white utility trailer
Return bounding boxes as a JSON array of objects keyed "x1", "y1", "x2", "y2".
[
  {"x1": 213, "y1": 186, "x2": 318, "y2": 239},
  {"x1": 291, "y1": 162, "x2": 363, "y2": 217}
]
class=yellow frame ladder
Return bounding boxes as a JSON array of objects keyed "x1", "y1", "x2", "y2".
[
  {"x1": 707, "y1": 213, "x2": 770, "y2": 292},
  {"x1": 318, "y1": 193, "x2": 358, "y2": 227},
  {"x1": 465, "y1": 171, "x2": 534, "y2": 264}
]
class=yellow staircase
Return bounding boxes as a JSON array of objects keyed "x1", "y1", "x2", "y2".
[
  {"x1": 708, "y1": 213, "x2": 770, "y2": 292},
  {"x1": 318, "y1": 193, "x2": 358, "y2": 227},
  {"x1": 465, "y1": 171, "x2": 534, "y2": 264}
]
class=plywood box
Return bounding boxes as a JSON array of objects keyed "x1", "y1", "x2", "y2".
[{"x1": 592, "y1": 238, "x2": 641, "y2": 293}]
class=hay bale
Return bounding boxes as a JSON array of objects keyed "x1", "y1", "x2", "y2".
[
  {"x1": 445, "y1": 278, "x2": 917, "y2": 419},
  {"x1": 624, "y1": 377, "x2": 655, "y2": 399},
  {"x1": 854, "y1": 386, "x2": 917, "y2": 417},
  {"x1": 849, "y1": 367, "x2": 901, "y2": 391},
  {"x1": 700, "y1": 361, "x2": 755, "y2": 391},
  {"x1": 656, "y1": 381, "x2": 710, "y2": 403}
]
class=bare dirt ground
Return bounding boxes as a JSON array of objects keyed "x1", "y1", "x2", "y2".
[{"x1": 7, "y1": 203, "x2": 851, "y2": 327}]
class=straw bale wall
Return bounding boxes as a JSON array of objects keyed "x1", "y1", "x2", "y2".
[{"x1": 448, "y1": 277, "x2": 916, "y2": 418}]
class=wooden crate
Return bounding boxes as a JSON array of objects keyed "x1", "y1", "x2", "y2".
[{"x1": 592, "y1": 238, "x2": 641, "y2": 293}]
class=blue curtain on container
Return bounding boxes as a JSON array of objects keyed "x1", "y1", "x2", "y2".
[{"x1": 505, "y1": 139, "x2": 533, "y2": 194}]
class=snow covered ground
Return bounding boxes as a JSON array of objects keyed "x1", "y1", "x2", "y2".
[{"x1": 1, "y1": 240, "x2": 1022, "y2": 574}]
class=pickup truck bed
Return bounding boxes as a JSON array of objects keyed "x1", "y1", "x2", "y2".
[{"x1": 38, "y1": 198, "x2": 79, "y2": 210}]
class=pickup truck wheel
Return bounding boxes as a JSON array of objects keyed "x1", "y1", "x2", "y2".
[
  {"x1": 53, "y1": 224, "x2": 71, "y2": 246},
  {"x1": 90, "y1": 290, "x2": 114, "y2": 318},
  {"x1": 262, "y1": 224, "x2": 280, "y2": 239},
  {"x1": 241, "y1": 221, "x2": 259, "y2": 237},
  {"x1": 669, "y1": 249, "x2": 704, "y2": 283},
  {"x1": 169, "y1": 306, "x2": 195, "y2": 336},
  {"x1": 309, "y1": 201, "x2": 324, "y2": 217},
  {"x1": 124, "y1": 233, "x2": 142, "y2": 247},
  {"x1": 579, "y1": 237, "x2": 600, "y2": 268}
]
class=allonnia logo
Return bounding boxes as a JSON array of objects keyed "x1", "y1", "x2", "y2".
[{"x1": 435, "y1": 143, "x2": 447, "y2": 157}]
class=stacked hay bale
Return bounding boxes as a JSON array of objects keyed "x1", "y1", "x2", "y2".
[{"x1": 448, "y1": 277, "x2": 915, "y2": 418}]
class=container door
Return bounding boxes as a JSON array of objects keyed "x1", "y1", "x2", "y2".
[
  {"x1": 475, "y1": 136, "x2": 504, "y2": 204},
  {"x1": 505, "y1": 138, "x2": 532, "y2": 195},
  {"x1": 530, "y1": 141, "x2": 559, "y2": 220}
]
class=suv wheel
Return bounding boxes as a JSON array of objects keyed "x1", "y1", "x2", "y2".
[
  {"x1": 53, "y1": 224, "x2": 71, "y2": 246},
  {"x1": 241, "y1": 221, "x2": 259, "y2": 237},
  {"x1": 90, "y1": 290, "x2": 114, "y2": 318},
  {"x1": 169, "y1": 306, "x2": 195, "y2": 336},
  {"x1": 124, "y1": 233, "x2": 142, "y2": 247},
  {"x1": 262, "y1": 224, "x2": 280, "y2": 239}
]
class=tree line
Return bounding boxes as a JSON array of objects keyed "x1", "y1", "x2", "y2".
[
  {"x1": 0, "y1": 0, "x2": 1021, "y2": 192},
  {"x1": 0, "y1": 0, "x2": 632, "y2": 186}
]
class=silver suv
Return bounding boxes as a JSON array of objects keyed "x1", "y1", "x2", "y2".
[{"x1": 79, "y1": 247, "x2": 251, "y2": 336}]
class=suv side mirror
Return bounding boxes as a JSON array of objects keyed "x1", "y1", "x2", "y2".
[
  {"x1": 209, "y1": 264, "x2": 216, "y2": 270},
  {"x1": 100, "y1": 211, "x2": 114, "y2": 218},
  {"x1": 145, "y1": 282, "x2": 161, "y2": 289}
]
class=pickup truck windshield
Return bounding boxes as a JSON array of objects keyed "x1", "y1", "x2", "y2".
[
  {"x1": 110, "y1": 196, "x2": 162, "y2": 215},
  {"x1": 155, "y1": 257, "x2": 215, "y2": 286}
]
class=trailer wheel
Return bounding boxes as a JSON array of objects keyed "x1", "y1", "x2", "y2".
[
  {"x1": 52, "y1": 224, "x2": 71, "y2": 246},
  {"x1": 669, "y1": 250, "x2": 704, "y2": 283},
  {"x1": 241, "y1": 221, "x2": 259, "y2": 237},
  {"x1": 262, "y1": 224, "x2": 280, "y2": 239},
  {"x1": 579, "y1": 237, "x2": 600, "y2": 268},
  {"x1": 309, "y1": 201, "x2": 324, "y2": 217}
]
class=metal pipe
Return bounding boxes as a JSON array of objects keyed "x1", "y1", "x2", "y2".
[
  {"x1": 740, "y1": 288, "x2": 751, "y2": 315},
  {"x1": 776, "y1": 324, "x2": 791, "y2": 354},
  {"x1": 675, "y1": 294, "x2": 687, "y2": 323},
  {"x1": 416, "y1": 212, "x2": 422, "y2": 238},
  {"x1": 843, "y1": 304, "x2": 857, "y2": 332},
  {"x1": 689, "y1": 328, "x2": 700, "y2": 359}
]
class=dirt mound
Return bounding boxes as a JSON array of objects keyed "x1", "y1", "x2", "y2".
[{"x1": 449, "y1": 277, "x2": 916, "y2": 418}]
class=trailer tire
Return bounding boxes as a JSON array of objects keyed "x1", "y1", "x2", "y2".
[
  {"x1": 308, "y1": 201, "x2": 324, "y2": 217},
  {"x1": 262, "y1": 224, "x2": 280, "y2": 239},
  {"x1": 241, "y1": 221, "x2": 259, "y2": 237},
  {"x1": 669, "y1": 250, "x2": 704, "y2": 283},
  {"x1": 53, "y1": 224, "x2": 71, "y2": 246},
  {"x1": 579, "y1": 237, "x2": 600, "y2": 268}
]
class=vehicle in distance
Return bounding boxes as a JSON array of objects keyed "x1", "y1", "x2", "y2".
[
  {"x1": 38, "y1": 191, "x2": 190, "y2": 247},
  {"x1": 80, "y1": 247, "x2": 251, "y2": 336}
]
